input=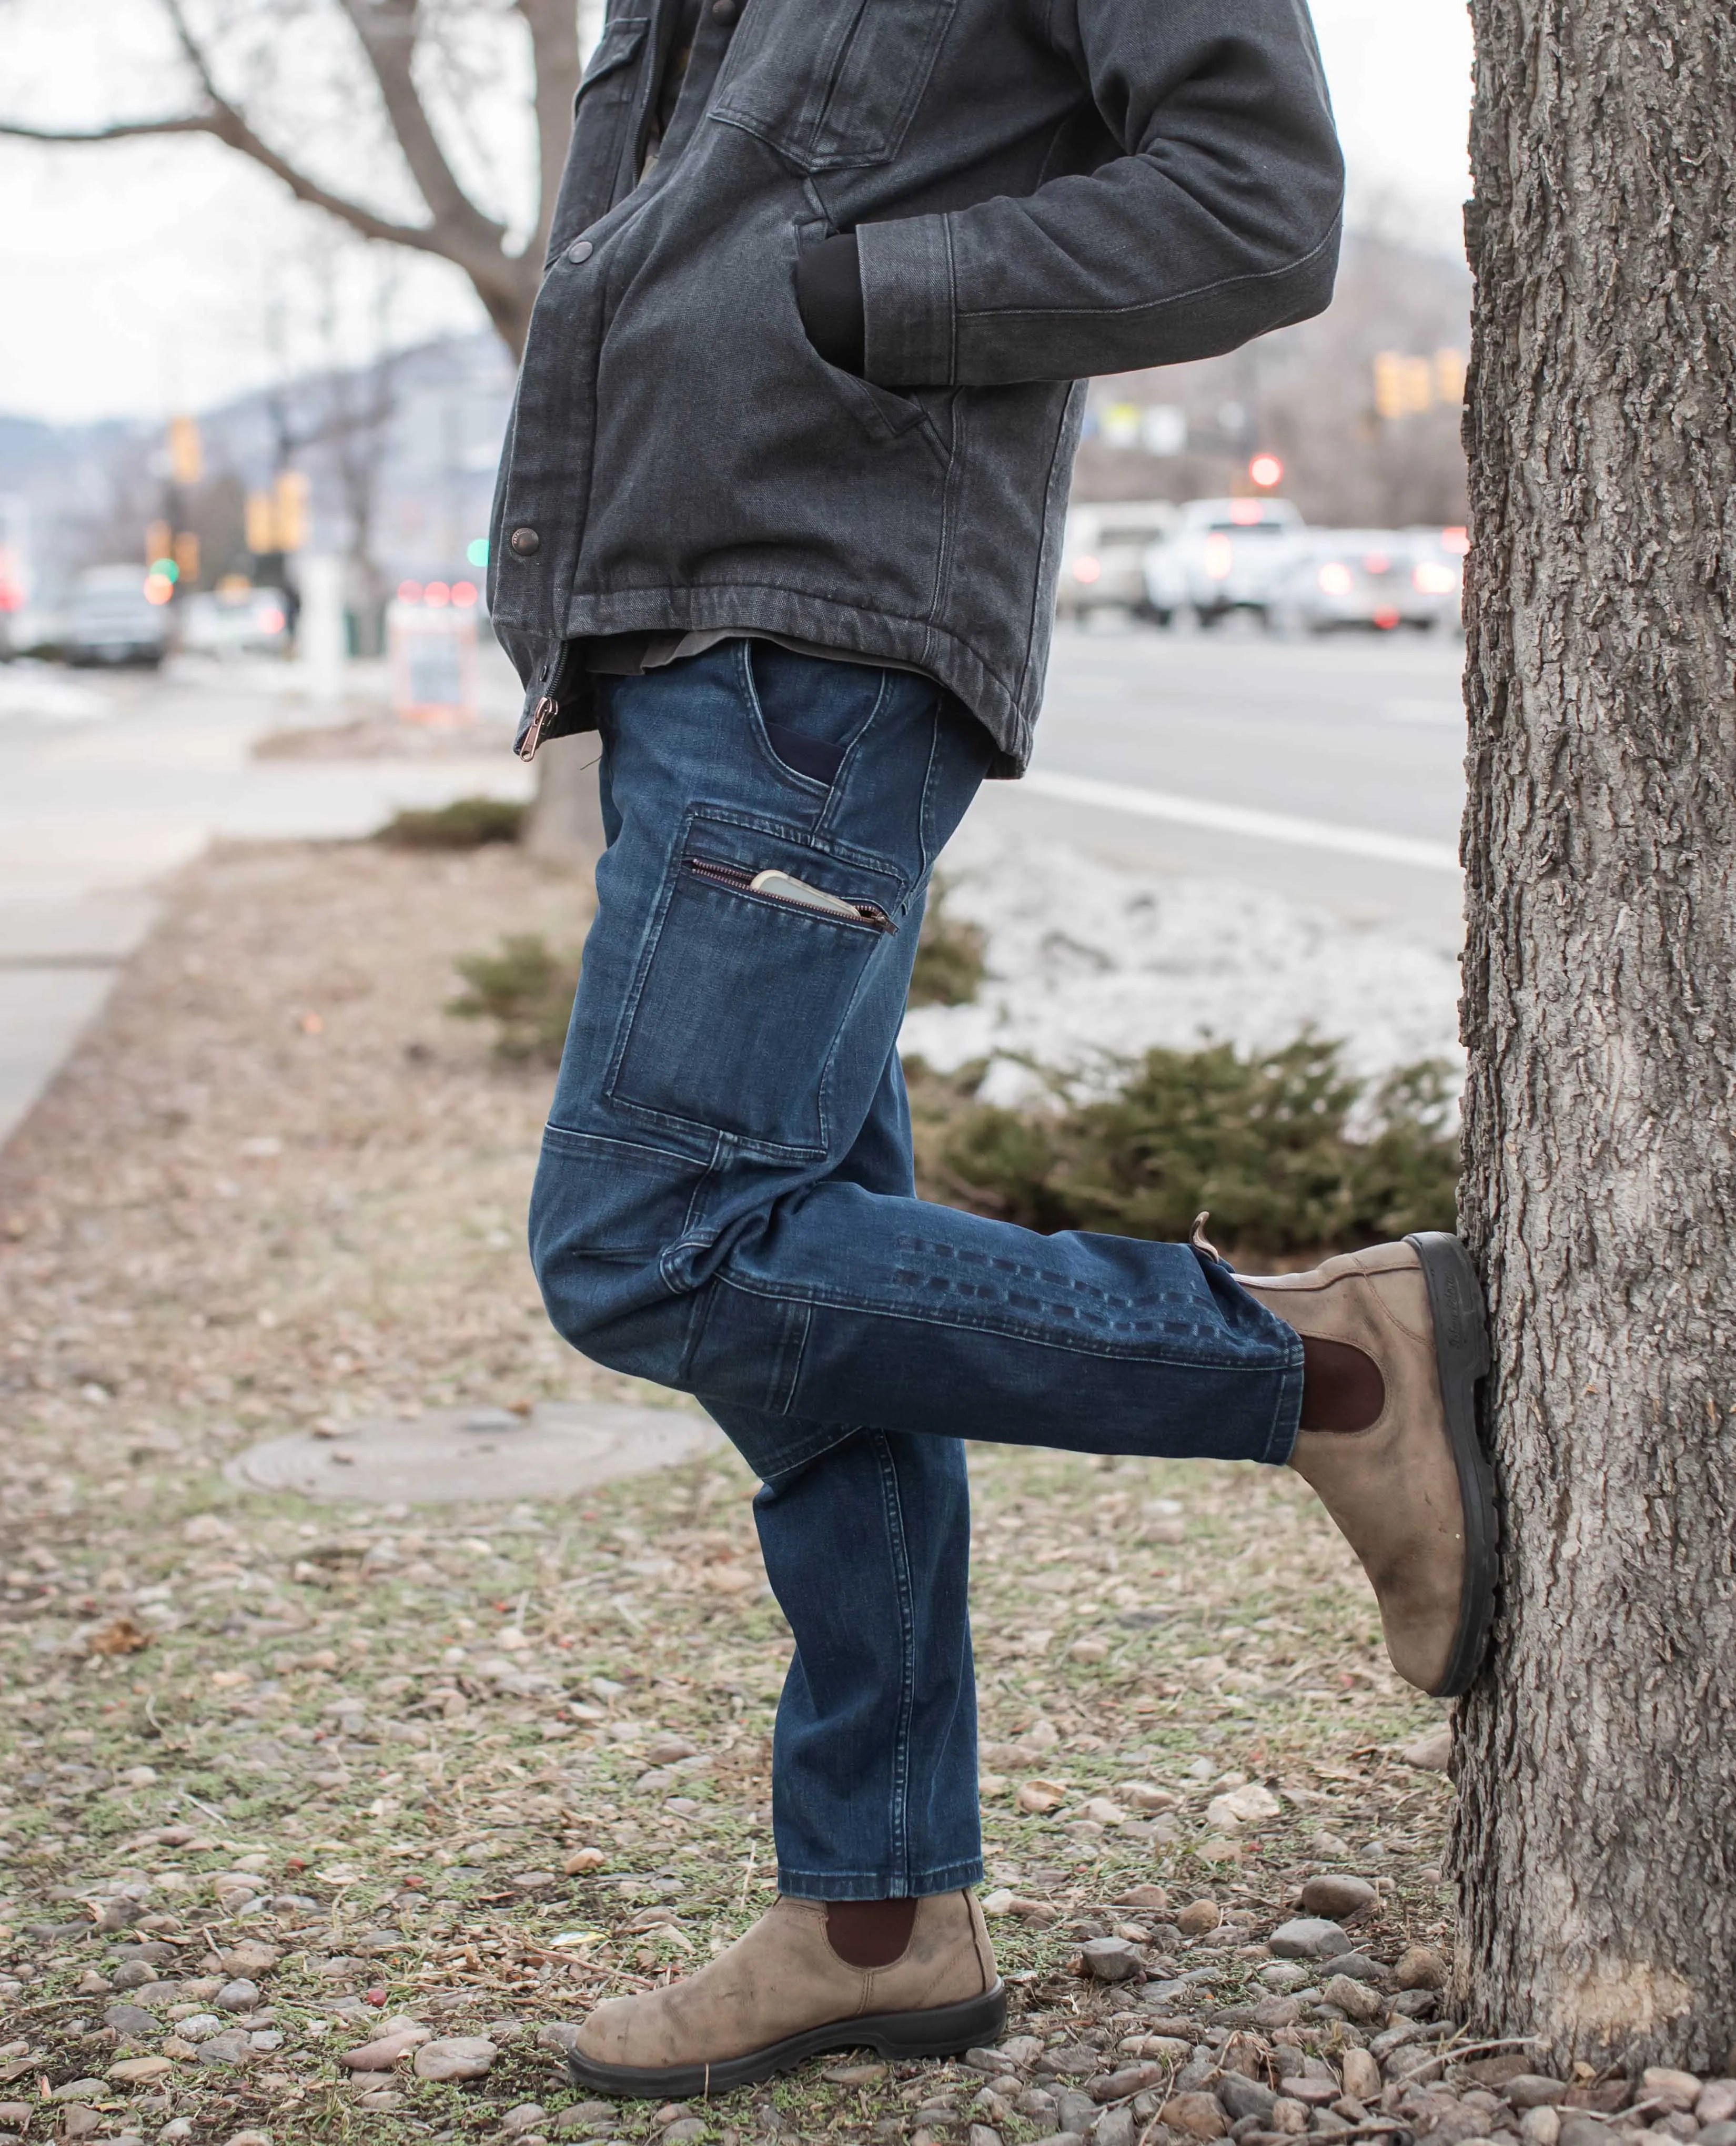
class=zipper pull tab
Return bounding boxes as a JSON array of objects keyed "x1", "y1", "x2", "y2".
[{"x1": 516, "y1": 695, "x2": 558, "y2": 763}]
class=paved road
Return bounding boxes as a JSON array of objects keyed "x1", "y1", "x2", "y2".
[
  {"x1": 0, "y1": 625, "x2": 1467, "y2": 1149},
  {"x1": 970, "y1": 622, "x2": 1468, "y2": 947}
]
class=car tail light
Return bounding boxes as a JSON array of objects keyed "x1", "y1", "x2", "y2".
[
  {"x1": 1441, "y1": 527, "x2": 1470, "y2": 556},
  {"x1": 1073, "y1": 555, "x2": 1102, "y2": 583},
  {"x1": 1414, "y1": 561, "x2": 1460, "y2": 594},
  {"x1": 1317, "y1": 561, "x2": 1354, "y2": 595},
  {"x1": 1204, "y1": 532, "x2": 1235, "y2": 580},
  {"x1": 1374, "y1": 606, "x2": 1401, "y2": 630}
]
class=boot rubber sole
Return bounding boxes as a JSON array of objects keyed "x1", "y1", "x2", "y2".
[
  {"x1": 1404, "y1": 1230, "x2": 1496, "y2": 1697},
  {"x1": 566, "y1": 1981, "x2": 1008, "y2": 2100}
]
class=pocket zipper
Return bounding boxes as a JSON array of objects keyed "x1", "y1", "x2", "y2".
[{"x1": 687, "y1": 855, "x2": 895, "y2": 933}]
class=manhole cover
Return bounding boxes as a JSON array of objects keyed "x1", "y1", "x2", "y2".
[{"x1": 224, "y1": 1400, "x2": 722, "y2": 1505}]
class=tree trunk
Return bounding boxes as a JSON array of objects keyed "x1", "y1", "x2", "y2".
[
  {"x1": 524, "y1": 731, "x2": 608, "y2": 868},
  {"x1": 1455, "y1": 0, "x2": 1736, "y2": 2073}
]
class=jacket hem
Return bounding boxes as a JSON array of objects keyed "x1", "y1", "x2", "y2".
[{"x1": 553, "y1": 584, "x2": 1029, "y2": 774}]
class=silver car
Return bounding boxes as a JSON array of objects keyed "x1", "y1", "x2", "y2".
[
  {"x1": 1142, "y1": 497, "x2": 1306, "y2": 628},
  {"x1": 65, "y1": 566, "x2": 174, "y2": 667},
  {"x1": 1265, "y1": 529, "x2": 1465, "y2": 636}
]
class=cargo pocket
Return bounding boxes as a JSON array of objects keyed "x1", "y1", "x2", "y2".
[
  {"x1": 605, "y1": 817, "x2": 904, "y2": 1157},
  {"x1": 709, "y1": 0, "x2": 956, "y2": 173}
]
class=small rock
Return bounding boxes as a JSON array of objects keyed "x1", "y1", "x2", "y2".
[
  {"x1": 1284, "y1": 2079, "x2": 1345, "y2": 2109},
  {"x1": 1018, "y1": 1779, "x2": 1067, "y2": 1814},
  {"x1": 53, "y1": 2080, "x2": 112, "y2": 2101},
  {"x1": 1208, "y1": 1783, "x2": 1281, "y2": 1826},
  {"x1": 1341, "y1": 2051, "x2": 1382, "y2": 2102},
  {"x1": 1082, "y1": 1937, "x2": 1145, "y2": 1983},
  {"x1": 1093, "y1": 2065, "x2": 1167, "y2": 2103},
  {"x1": 1177, "y1": 1900, "x2": 1222, "y2": 1936},
  {"x1": 1560, "y1": 2117, "x2": 1613, "y2": 2146},
  {"x1": 1121, "y1": 2038, "x2": 1192, "y2": 2064},
  {"x1": 1520, "y1": 2109, "x2": 1562, "y2": 2146},
  {"x1": 825, "y1": 2062, "x2": 889, "y2": 2086},
  {"x1": 1095, "y1": 2115, "x2": 1136, "y2": 2146},
  {"x1": 177, "y1": 2013, "x2": 225, "y2": 2040},
  {"x1": 502, "y1": 2108, "x2": 550, "y2": 2136},
  {"x1": 60, "y1": 2113, "x2": 103, "y2": 2144},
  {"x1": 1057, "y1": 2091, "x2": 1098, "y2": 2135},
  {"x1": 1644, "y1": 2072, "x2": 1704, "y2": 2114},
  {"x1": 340, "y1": 2029, "x2": 429, "y2": 2070},
  {"x1": 225, "y1": 2133, "x2": 274, "y2": 2146},
  {"x1": 1218, "y1": 2077, "x2": 1278, "y2": 2124},
  {"x1": 1506, "y1": 2078, "x2": 1570, "y2": 2111},
  {"x1": 1327, "y1": 1952, "x2": 1391, "y2": 1985},
  {"x1": 110, "y1": 2056, "x2": 175, "y2": 2083},
  {"x1": 1396, "y1": 1945, "x2": 1448, "y2": 1990},
  {"x1": 1321, "y1": 1973, "x2": 1385, "y2": 2024},
  {"x1": 413, "y1": 2036, "x2": 497, "y2": 2081},
  {"x1": 1299, "y1": 1875, "x2": 1376, "y2": 1922},
  {"x1": 1700, "y1": 2126, "x2": 1736, "y2": 2146},
  {"x1": 1260, "y1": 1961, "x2": 1313, "y2": 1991},
  {"x1": 967, "y1": 2130, "x2": 1003, "y2": 2146},
  {"x1": 662, "y1": 2121, "x2": 707, "y2": 2144},
  {"x1": 197, "y1": 2029, "x2": 254, "y2": 2066},
  {"x1": 1270, "y1": 2099, "x2": 1309, "y2": 2135},
  {"x1": 1269, "y1": 1918, "x2": 1351, "y2": 1961},
  {"x1": 109, "y1": 1961, "x2": 158, "y2": 1990},
  {"x1": 563, "y1": 1847, "x2": 607, "y2": 1874},
  {"x1": 1399, "y1": 1726, "x2": 1453, "y2": 1771},
  {"x1": 219, "y1": 1942, "x2": 280, "y2": 1977},
  {"x1": 1162, "y1": 2092, "x2": 1229, "y2": 2140},
  {"x1": 354, "y1": 2091, "x2": 404, "y2": 2111},
  {"x1": 1252, "y1": 1996, "x2": 1303, "y2": 2030},
  {"x1": 1028, "y1": 2135, "x2": 1086, "y2": 2146},
  {"x1": 218, "y1": 1978, "x2": 260, "y2": 2011},
  {"x1": 1701, "y1": 2088, "x2": 1736, "y2": 2128},
  {"x1": 104, "y1": 2001, "x2": 160, "y2": 2038}
]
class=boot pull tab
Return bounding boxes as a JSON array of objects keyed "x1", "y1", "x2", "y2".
[{"x1": 1190, "y1": 1211, "x2": 1223, "y2": 1263}]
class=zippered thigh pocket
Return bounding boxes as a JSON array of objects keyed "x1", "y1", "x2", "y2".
[{"x1": 606, "y1": 831, "x2": 904, "y2": 1156}]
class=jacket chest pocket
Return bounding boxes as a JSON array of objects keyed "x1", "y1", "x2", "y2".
[
  {"x1": 708, "y1": 0, "x2": 957, "y2": 172},
  {"x1": 547, "y1": 14, "x2": 651, "y2": 252}
]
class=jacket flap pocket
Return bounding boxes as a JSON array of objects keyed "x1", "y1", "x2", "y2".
[{"x1": 576, "y1": 15, "x2": 650, "y2": 103}]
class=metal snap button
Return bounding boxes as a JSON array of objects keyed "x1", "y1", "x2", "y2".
[
  {"x1": 509, "y1": 528, "x2": 541, "y2": 558},
  {"x1": 565, "y1": 238, "x2": 593, "y2": 264},
  {"x1": 711, "y1": 0, "x2": 738, "y2": 21}
]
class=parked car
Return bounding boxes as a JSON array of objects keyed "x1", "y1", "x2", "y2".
[
  {"x1": 1142, "y1": 497, "x2": 1306, "y2": 628},
  {"x1": 1056, "y1": 501, "x2": 1177, "y2": 619},
  {"x1": 179, "y1": 585, "x2": 292, "y2": 658},
  {"x1": 65, "y1": 566, "x2": 173, "y2": 667},
  {"x1": 1266, "y1": 528, "x2": 1464, "y2": 636}
]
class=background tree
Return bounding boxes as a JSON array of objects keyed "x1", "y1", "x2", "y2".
[
  {"x1": 0, "y1": 0, "x2": 588, "y2": 358},
  {"x1": 0, "y1": 0, "x2": 606, "y2": 851},
  {"x1": 1456, "y1": 0, "x2": 1736, "y2": 2070}
]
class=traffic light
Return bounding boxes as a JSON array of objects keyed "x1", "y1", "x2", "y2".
[
  {"x1": 273, "y1": 470, "x2": 309, "y2": 552},
  {"x1": 145, "y1": 518, "x2": 172, "y2": 566},
  {"x1": 173, "y1": 530, "x2": 200, "y2": 584},
  {"x1": 168, "y1": 416, "x2": 204, "y2": 485}
]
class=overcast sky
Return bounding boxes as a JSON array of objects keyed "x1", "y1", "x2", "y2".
[{"x1": 0, "y1": 0, "x2": 1473, "y2": 427}]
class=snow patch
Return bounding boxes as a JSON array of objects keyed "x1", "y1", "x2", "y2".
[{"x1": 901, "y1": 820, "x2": 1462, "y2": 1108}]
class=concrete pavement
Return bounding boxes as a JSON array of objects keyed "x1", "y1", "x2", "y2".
[{"x1": 0, "y1": 650, "x2": 532, "y2": 1147}]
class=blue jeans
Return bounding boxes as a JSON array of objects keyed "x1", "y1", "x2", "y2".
[{"x1": 530, "y1": 641, "x2": 1304, "y2": 1900}]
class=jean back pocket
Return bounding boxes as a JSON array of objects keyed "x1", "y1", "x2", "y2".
[{"x1": 606, "y1": 816, "x2": 904, "y2": 1156}]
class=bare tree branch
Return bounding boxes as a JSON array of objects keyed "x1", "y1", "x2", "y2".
[{"x1": 332, "y1": 0, "x2": 507, "y2": 251}]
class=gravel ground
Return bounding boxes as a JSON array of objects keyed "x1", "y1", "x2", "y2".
[{"x1": 0, "y1": 833, "x2": 1653, "y2": 2146}]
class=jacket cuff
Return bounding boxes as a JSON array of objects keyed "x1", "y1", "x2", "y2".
[{"x1": 856, "y1": 214, "x2": 956, "y2": 387}]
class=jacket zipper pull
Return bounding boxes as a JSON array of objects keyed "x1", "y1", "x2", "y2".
[{"x1": 516, "y1": 695, "x2": 558, "y2": 763}]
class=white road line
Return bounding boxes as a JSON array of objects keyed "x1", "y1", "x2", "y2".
[{"x1": 1019, "y1": 768, "x2": 1462, "y2": 874}]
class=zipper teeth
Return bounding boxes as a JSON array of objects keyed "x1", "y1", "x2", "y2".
[{"x1": 685, "y1": 855, "x2": 893, "y2": 930}]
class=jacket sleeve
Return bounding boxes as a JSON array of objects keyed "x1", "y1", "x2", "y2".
[{"x1": 854, "y1": 0, "x2": 1344, "y2": 389}]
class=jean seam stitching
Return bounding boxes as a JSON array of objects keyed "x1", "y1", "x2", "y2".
[
  {"x1": 711, "y1": 1272, "x2": 1273, "y2": 1369},
  {"x1": 874, "y1": 1432, "x2": 919, "y2": 1898}
]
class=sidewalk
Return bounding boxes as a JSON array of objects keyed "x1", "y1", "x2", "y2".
[{"x1": 0, "y1": 651, "x2": 532, "y2": 1147}]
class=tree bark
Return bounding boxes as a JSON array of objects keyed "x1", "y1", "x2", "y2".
[{"x1": 1456, "y1": 0, "x2": 1736, "y2": 2073}]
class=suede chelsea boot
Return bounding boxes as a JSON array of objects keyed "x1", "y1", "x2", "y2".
[
  {"x1": 566, "y1": 1890, "x2": 1005, "y2": 2099},
  {"x1": 1234, "y1": 1229, "x2": 1496, "y2": 1698}
]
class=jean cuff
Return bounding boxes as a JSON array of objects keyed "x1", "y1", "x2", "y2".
[
  {"x1": 775, "y1": 1855, "x2": 984, "y2": 1901},
  {"x1": 1260, "y1": 1344, "x2": 1307, "y2": 1466}
]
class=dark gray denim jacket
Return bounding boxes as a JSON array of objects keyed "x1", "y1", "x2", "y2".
[{"x1": 488, "y1": 0, "x2": 1344, "y2": 772}]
